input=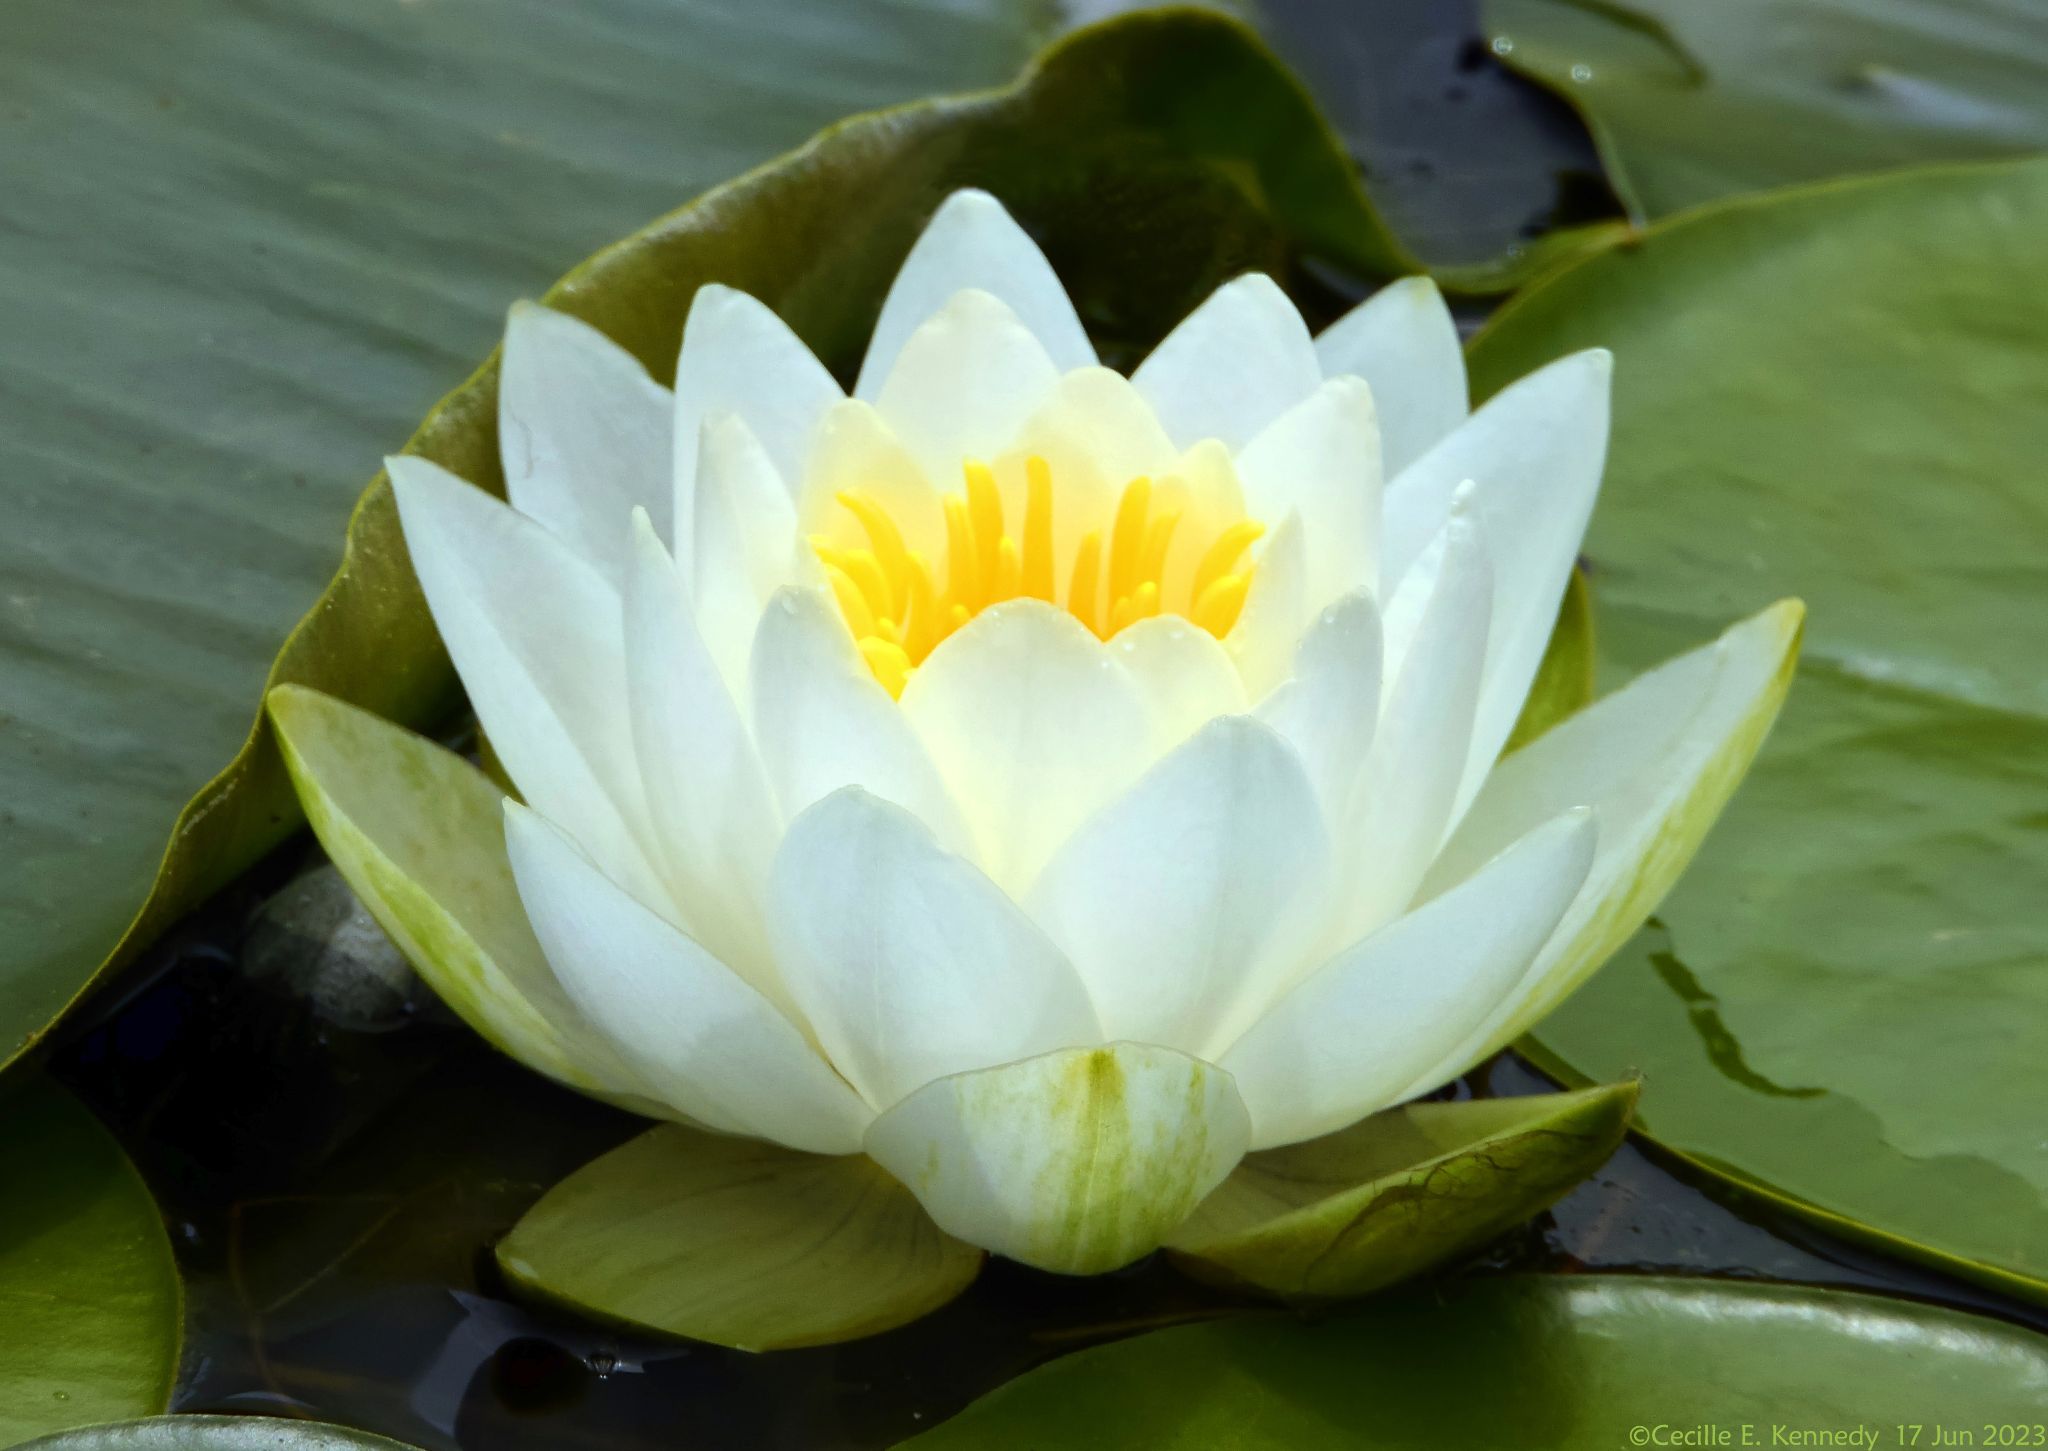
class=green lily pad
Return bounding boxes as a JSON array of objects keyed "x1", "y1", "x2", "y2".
[
  {"x1": 1486, "y1": 0, "x2": 2048, "y2": 217},
  {"x1": 0, "y1": 1078, "x2": 182, "y2": 1444},
  {"x1": 899, "y1": 1275, "x2": 2048, "y2": 1449},
  {"x1": 1466, "y1": 156, "x2": 2048, "y2": 1300},
  {"x1": 498, "y1": 1123, "x2": 985, "y2": 1350},
  {"x1": 0, "y1": 3, "x2": 1599, "y2": 1077},
  {"x1": 17, "y1": 1418, "x2": 425, "y2": 1450},
  {"x1": 1167, "y1": 1081, "x2": 1635, "y2": 1298}
]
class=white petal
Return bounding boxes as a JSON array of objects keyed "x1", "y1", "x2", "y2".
[
  {"x1": 749, "y1": 585, "x2": 973, "y2": 852},
  {"x1": 1256, "y1": 591, "x2": 1382, "y2": 814},
  {"x1": 505, "y1": 803, "x2": 870, "y2": 1154},
  {"x1": 388, "y1": 456, "x2": 668, "y2": 911},
  {"x1": 769, "y1": 789, "x2": 1099, "y2": 1110},
  {"x1": 1312, "y1": 276, "x2": 1468, "y2": 477},
  {"x1": 622, "y1": 512, "x2": 784, "y2": 1001},
  {"x1": 672, "y1": 285, "x2": 841, "y2": 560},
  {"x1": 1410, "y1": 600, "x2": 1804, "y2": 1084},
  {"x1": 864, "y1": 1042, "x2": 1250, "y2": 1273},
  {"x1": 1113, "y1": 615, "x2": 1247, "y2": 752},
  {"x1": 874, "y1": 289, "x2": 1061, "y2": 487},
  {"x1": 1236, "y1": 376, "x2": 1381, "y2": 608},
  {"x1": 1382, "y1": 350, "x2": 1612, "y2": 819},
  {"x1": 1330, "y1": 511, "x2": 1492, "y2": 945},
  {"x1": 855, "y1": 189, "x2": 1094, "y2": 399},
  {"x1": 1226, "y1": 510, "x2": 1310, "y2": 702},
  {"x1": 898, "y1": 600, "x2": 1151, "y2": 891},
  {"x1": 499, "y1": 303, "x2": 673, "y2": 582},
  {"x1": 690, "y1": 412, "x2": 805, "y2": 697},
  {"x1": 1133, "y1": 275, "x2": 1321, "y2": 451},
  {"x1": 1221, "y1": 808, "x2": 1596, "y2": 1149},
  {"x1": 1026, "y1": 717, "x2": 1331, "y2": 1056}
]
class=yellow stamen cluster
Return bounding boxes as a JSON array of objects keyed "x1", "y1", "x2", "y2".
[{"x1": 813, "y1": 456, "x2": 1262, "y2": 696}]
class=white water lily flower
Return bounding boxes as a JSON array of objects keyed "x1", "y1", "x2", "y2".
[{"x1": 278, "y1": 190, "x2": 1800, "y2": 1276}]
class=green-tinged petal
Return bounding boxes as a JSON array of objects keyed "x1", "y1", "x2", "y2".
[
  {"x1": 864, "y1": 1043, "x2": 1250, "y2": 1275},
  {"x1": 1164, "y1": 1083, "x2": 1634, "y2": 1299},
  {"x1": 497, "y1": 1124, "x2": 982, "y2": 1351},
  {"x1": 1412, "y1": 599, "x2": 1803, "y2": 1089},
  {"x1": 1501, "y1": 563, "x2": 1594, "y2": 755},
  {"x1": 17, "y1": 1419, "x2": 426, "y2": 1450},
  {"x1": 0, "y1": 1079, "x2": 181, "y2": 1443},
  {"x1": 897, "y1": 1276, "x2": 2048, "y2": 1450},
  {"x1": 265, "y1": 684, "x2": 650, "y2": 1107}
]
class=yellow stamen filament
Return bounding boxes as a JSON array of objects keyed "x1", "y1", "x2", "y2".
[
  {"x1": 817, "y1": 457, "x2": 1264, "y2": 696},
  {"x1": 1192, "y1": 572, "x2": 1253, "y2": 636},
  {"x1": 1067, "y1": 530, "x2": 1103, "y2": 637}
]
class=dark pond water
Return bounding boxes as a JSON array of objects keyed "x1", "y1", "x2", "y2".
[{"x1": 37, "y1": 2, "x2": 2048, "y2": 1446}]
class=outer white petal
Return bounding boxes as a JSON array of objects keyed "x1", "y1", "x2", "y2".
[
  {"x1": 1235, "y1": 376, "x2": 1381, "y2": 608},
  {"x1": 855, "y1": 189, "x2": 1094, "y2": 399},
  {"x1": 1133, "y1": 274, "x2": 1322, "y2": 451},
  {"x1": 899, "y1": 600, "x2": 1151, "y2": 891},
  {"x1": 505, "y1": 803, "x2": 870, "y2": 1155},
  {"x1": 864, "y1": 1042, "x2": 1251, "y2": 1274},
  {"x1": 1408, "y1": 600, "x2": 1805, "y2": 1086},
  {"x1": 672, "y1": 284, "x2": 841, "y2": 560},
  {"x1": 1312, "y1": 276, "x2": 1468, "y2": 477},
  {"x1": 1225, "y1": 510, "x2": 1310, "y2": 702},
  {"x1": 1330, "y1": 512, "x2": 1492, "y2": 945},
  {"x1": 622, "y1": 512, "x2": 783, "y2": 1000},
  {"x1": 749, "y1": 585, "x2": 973, "y2": 853},
  {"x1": 1025, "y1": 717, "x2": 1331, "y2": 1056},
  {"x1": 1256, "y1": 591, "x2": 1382, "y2": 815},
  {"x1": 769, "y1": 789, "x2": 1099, "y2": 1110},
  {"x1": 388, "y1": 456, "x2": 668, "y2": 912},
  {"x1": 691, "y1": 412, "x2": 805, "y2": 697},
  {"x1": 1221, "y1": 808, "x2": 1596, "y2": 1149},
  {"x1": 1112, "y1": 615, "x2": 1247, "y2": 752},
  {"x1": 874, "y1": 289, "x2": 1060, "y2": 488},
  {"x1": 499, "y1": 302, "x2": 672, "y2": 582},
  {"x1": 1381, "y1": 350, "x2": 1612, "y2": 819}
]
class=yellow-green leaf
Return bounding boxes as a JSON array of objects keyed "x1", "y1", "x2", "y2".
[
  {"x1": 1166, "y1": 1083, "x2": 1634, "y2": 1299},
  {"x1": 498, "y1": 1124, "x2": 985, "y2": 1351}
]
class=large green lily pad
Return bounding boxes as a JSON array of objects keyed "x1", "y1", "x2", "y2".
[
  {"x1": 899, "y1": 1275, "x2": 2048, "y2": 1448},
  {"x1": 0, "y1": 1, "x2": 1606, "y2": 1076},
  {"x1": 1467, "y1": 156, "x2": 2048, "y2": 1300},
  {"x1": 0, "y1": 1078, "x2": 182, "y2": 1444},
  {"x1": 1486, "y1": 0, "x2": 2048, "y2": 217}
]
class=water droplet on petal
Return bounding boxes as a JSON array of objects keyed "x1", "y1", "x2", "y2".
[
  {"x1": 1570, "y1": 62, "x2": 1594, "y2": 82},
  {"x1": 1491, "y1": 35, "x2": 1515, "y2": 55}
]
